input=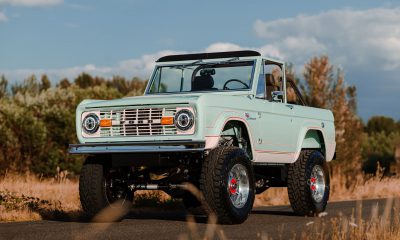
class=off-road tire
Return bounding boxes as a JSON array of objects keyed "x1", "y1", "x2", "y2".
[
  {"x1": 79, "y1": 156, "x2": 133, "y2": 220},
  {"x1": 287, "y1": 150, "x2": 330, "y2": 216},
  {"x1": 200, "y1": 146, "x2": 255, "y2": 224}
]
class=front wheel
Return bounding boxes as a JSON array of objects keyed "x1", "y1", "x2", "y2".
[
  {"x1": 200, "y1": 146, "x2": 255, "y2": 224},
  {"x1": 79, "y1": 156, "x2": 133, "y2": 220},
  {"x1": 287, "y1": 150, "x2": 330, "y2": 216}
]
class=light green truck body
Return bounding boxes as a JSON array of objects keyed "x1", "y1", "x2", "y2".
[
  {"x1": 73, "y1": 54, "x2": 335, "y2": 163},
  {"x1": 71, "y1": 51, "x2": 336, "y2": 224}
]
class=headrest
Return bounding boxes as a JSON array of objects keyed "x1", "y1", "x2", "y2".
[{"x1": 192, "y1": 75, "x2": 214, "y2": 91}]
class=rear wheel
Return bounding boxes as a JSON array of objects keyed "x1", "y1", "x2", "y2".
[
  {"x1": 200, "y1": 146, "x2": 255, "y2": 224},
  {"x1": 287, "y1": 150, "x2": 330, "y2": 216},
  {"x1": 79, "y1": 156, "x2": 133, "y2": 220}
]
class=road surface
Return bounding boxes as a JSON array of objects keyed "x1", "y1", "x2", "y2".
[{"x1": 0, "y1": 198, "x2": 392, "y2": 240}]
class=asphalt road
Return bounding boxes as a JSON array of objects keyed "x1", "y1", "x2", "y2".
[{"x1": 0, "y1": 198, "x2": 392, "y2": 240}]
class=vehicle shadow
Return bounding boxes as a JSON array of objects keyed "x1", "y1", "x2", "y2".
[
  {"x1": 37, "y1": 207, "x2": 298, "y2": 223},
  {"x1": 251, "y1": 209, "x2": 299, "y2": 217},
  {"x1": 126, "y1": 208, "x2": 209, "y2": 223},
  {"x1": 37, "y1": 207, "x2": 209, "y2": 224}
]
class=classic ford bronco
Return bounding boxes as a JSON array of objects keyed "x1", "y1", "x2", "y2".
[{"x1": 69, "y1": 50, "x2": 336, "y2": 224}]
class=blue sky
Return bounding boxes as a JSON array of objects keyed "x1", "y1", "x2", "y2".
[{"x1": 1, "y1": 0, "x2": 399, "y2": 121}]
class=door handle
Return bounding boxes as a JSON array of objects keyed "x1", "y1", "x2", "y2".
[{"x1": 286, "y1": 105, "x2": 294, "y2": 110}]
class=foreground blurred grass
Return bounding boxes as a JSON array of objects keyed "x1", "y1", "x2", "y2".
[{"x1": 2, "y1": 169, "x2": 400, "y2": 222}]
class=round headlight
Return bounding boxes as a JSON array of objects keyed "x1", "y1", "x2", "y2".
[
  {"x1": 82, "y1": 113, "x2": 100, "y2": 134},
  {"x1": 174, "y1": 109, "x2": 194, "y2": 131}
]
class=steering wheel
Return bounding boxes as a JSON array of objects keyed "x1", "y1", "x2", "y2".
[{"x1": 223, "y1": 79, "x2": 250, "y2": 90}]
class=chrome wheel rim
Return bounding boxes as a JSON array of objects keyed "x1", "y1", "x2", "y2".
[
  {"x1": 228, "y1": 163, "x2": 250, "y2": 209},
  {"x1": 309, "y1": 165, "x2": 326, "y2": 203}
]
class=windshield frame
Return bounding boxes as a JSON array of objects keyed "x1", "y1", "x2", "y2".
[{"x1": 145, "y1": 59, "x2": 257, "y2": 95}]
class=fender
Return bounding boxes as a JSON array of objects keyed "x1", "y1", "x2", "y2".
[
  {"x1": 294, "y1": 126, "x2": 335, "y2": 162},
  {"x1": 204, "y1": 110, "x2": 256, "y2": 160}
]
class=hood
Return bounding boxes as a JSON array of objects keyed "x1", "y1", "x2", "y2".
[{"x1": 79, "y1": 94, "x2": 201, "y2": 109}]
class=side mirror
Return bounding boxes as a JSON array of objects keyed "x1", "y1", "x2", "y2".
[{"x1": 271, "y1": 91, "x2": 284, "y2": 102}]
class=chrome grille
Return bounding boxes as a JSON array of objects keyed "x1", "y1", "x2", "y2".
[{"x1": 99, "y1": 107, "x2": 177, "y2": 137}]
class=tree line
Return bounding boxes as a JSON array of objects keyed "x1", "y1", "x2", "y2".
[
  {"x1": 0, "y1": 56, "x2": 399, "y2": 177},
  {"x1": 0, "y1": 73, "x2": 146, "y2": 175}
]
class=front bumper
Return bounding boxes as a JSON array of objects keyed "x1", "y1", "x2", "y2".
[{"x1": 68, "y1": 140, "x2": 206, "y2": 154}]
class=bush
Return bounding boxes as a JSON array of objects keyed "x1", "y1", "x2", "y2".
[{"x1": 0, "y1": 74, "x2": 146, "y2": 176}]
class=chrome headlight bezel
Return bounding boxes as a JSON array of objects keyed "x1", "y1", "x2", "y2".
[
  {"x1": 82, "y1": 113, "x2": 100, "y2": 134},
  {"x1": 174, "y1": 109, "x2": 194, "y2": 131}
]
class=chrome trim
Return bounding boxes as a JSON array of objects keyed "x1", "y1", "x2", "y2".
[
  {"x1": 82, "y1": 113, "x2": 100, "y2": 134},
  {"x1": 228, "y1": 163, "x2": 250, "y2": 209},
  {"x1": 309, "y1": 165, "x2": 326, "y2": 203},
  {"x1": 69, "y1": 141, "x2": 205, "y2": 154},
  {"x1": 83, "y1": 107, "x2": 180, "y2": 138}
]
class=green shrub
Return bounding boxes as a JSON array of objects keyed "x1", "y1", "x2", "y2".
[{"x1": 0, "y1": 74, "x2": 146, "y2": 176}]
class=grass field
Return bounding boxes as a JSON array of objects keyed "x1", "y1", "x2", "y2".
[
  {"x1": 1, "y1": 168, "x2": 400, "y2": 222},
  {"x1": 3, "y1": 170, "x2": 400, "y2": 239}
]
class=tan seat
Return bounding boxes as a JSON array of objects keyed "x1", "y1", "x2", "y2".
[
  {"x1": 287, "y1": 86, "x2": 297, "y2": 104},
  {"x1": 265, "y1": 74, "x2": 278, "y2": 101}
]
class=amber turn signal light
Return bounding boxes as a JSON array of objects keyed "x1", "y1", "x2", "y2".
[
  {"x1": 161, "y1": 116, "x2": 174, "y2": 125},
  {"x1": 100, "y1": 119, "x2": 112, "y2": 127}
]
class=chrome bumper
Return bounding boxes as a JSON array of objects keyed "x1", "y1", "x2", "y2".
[{"x1": 68, "y1": 140, "x2": 206, "y2": 154}]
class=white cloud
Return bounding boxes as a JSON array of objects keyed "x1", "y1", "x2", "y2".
[
  {"x1": 0, "y1": 11, "x2": 7, "y2": 21},
  {"x1": 253, "y1": 8, "x2": 400, "y2": 119},
  {"x1": 0, "y1": 50, "x2": 185, "y2": 82},
  {"x1": 253, "y1": 8, "x2": 400, "y2": 70},
  {"x1": 0, "y1": 0, "x2": 63, "y2": 7},
  {"x1": 0, "y1": 45, "x2": 281, "y2": 82},
  {"x1": 205, "y1": 42, "x2": 244, "y2": 52},
  {"x1": 2, "y1": 8, "x2": 400, "y2": 119}
]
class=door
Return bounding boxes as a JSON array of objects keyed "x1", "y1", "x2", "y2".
[{"x1": 253, "y1": 61, "x2": 297, "y2": 163}]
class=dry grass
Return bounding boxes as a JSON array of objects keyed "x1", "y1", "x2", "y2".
[
  {"x1": 175, "y1": 198, "x2": 400, "y2": 240},
  {"x1": 3, "y1": 170, "x2": 400, "y2": 240},
  {"x1": 0, "y1": 170, "x2": 80, "y2": 222},
  {"x1": 2, "y1": 167, "x2": 400, "y2": 223},
  {"x1": 297, "y1": 198, "x2": 400, "y2": 240},
  {"x1": 255, "y1": 167, "x2": 400, "y2": 207}
]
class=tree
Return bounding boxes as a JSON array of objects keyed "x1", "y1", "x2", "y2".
[
  {"x1": 0, "y1": 75, "x2": 8, "y2": 99},
  {"x1": 58, "y1": 78, "x2": 71, "y2": 89},
  {"x1": 0, "y1": 72, "x2": 149, "y2": 175},
  {"x1": 362, "y1": 131, "x2": 400, "y2": 175},
  {"x1": 302, "y1": 56, "x2": 333, "y2": 108},
  {"x1": 301, "y1": 56, "x2": 363, "y2": 173},
  {"x1": 40, "y1": 74, "x2": 51, "y2": 91},
  {"x1": 366, "y1": 116, "x2": 398, "y2": 135},
  {"x1": 11, "y1": 74, "x2": 39, "y2": 95},
  {"x1": 74, "y1": 72, "x2": 94, "y2": 88}
]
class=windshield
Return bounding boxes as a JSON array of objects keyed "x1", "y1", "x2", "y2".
[{"x1": 147, "y1": 61, "x2": 255, "y2": 94}]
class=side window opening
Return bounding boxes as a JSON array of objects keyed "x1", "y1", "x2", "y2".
[
  {"x1": 286, "y1": 80, "x2": 306, "y2": 106},
  {"x1": 264, "y1": 63, "x2": 282, "y2": 101},
  {"x1": 255, "y1": 63, "x2": 265, "y2": 99}
]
